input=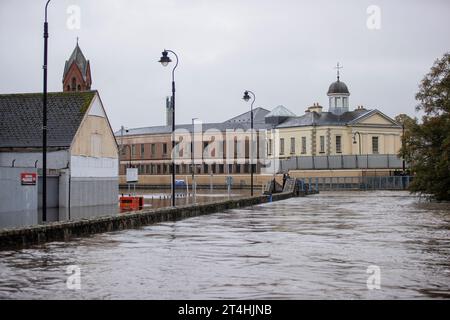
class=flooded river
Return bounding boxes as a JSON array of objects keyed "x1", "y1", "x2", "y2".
[{"x1": 0, "y1": 191, "x2": 449, "y2": 299}]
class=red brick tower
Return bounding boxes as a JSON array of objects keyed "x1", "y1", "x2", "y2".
[{"x1": 62, "y1": 41, "x2": 92, "y2": 92}]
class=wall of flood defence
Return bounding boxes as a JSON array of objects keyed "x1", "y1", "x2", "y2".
[
  {"x1": 69, "y1": 177, "x2": 119, "y2": 207},
  {"x1": 0, "y1": 167, "x2": 38, "y2": 214},
  {"x1": 0, "y1": 192, "x2": 293, "y2": 249}
]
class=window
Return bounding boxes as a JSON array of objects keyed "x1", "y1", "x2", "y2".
[
  {"x1": 336, "y1": 135, "x2": 342, "y2": 153},
  {"x1": 90, "y1": 134, "x2": 102, "y2": 157},
  {"x1": 301, "y1": 137, "x2": 307, "y2": 154},
  {"x1": 131, "y1": 144, "x2": 136, "y2": 156},
  {"x1": 268, "y1": 139, "x2": 273, "y2": 155},
  {"x1": 372, "y1": 136, "x2": 379, "y2": 154},
  {"x1": 335, "y1": 97, "x2": 341, "y2": 108},
  {"x1": 146, "y1": 164, "x2": 150, "y2": 174},
  {"x1": 71, "y1": 78, "x2": 76, "y2": 91},
  {"x1": 280, "y1": 138, "x2": 285, "y2": 155},
  {"x1": 290, "y1": 137, "x2": 295, "y2": 154},
  {"x1": 151, "y1": 143, "x2": 156, "y2": 157},
  {"x1": 77, "y1": 85, "x2": 81, "y2": 91},
  {"x1": 320, "y1": 136, "x2": 325, "y2": 153},
  {"x1": 162, "y1": 143, "x2": 167, "y2": 155},
  {"x1": 141, "y1": 144, "x2": 145, "y2": 158},
  {"x1": 343, "y1": 97, "x2": 347, "y2": 108}
]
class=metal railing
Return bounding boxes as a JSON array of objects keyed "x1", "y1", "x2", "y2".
[
  {"x1": 297, "y1": 176, "x2": 412, "y2": 191},
  {"x1": 279, "y1": 154, "x2": 406, "y2": 171}
]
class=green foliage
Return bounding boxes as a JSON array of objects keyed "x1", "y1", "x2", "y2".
[{"x1": 402, "y1": 53, "x2": 450, "y2": 200}]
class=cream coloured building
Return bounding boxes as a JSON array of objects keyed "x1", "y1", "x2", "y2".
[{"x1": 266, "y1": 75, "x2": 402, "y2": 160}]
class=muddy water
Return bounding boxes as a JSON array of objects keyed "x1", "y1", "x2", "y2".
[{"x1": 0, "y1": 191, "x2": 449, "y2": 299}]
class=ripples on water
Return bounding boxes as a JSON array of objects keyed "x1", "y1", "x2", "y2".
[{"x1": 0, "y1": 191, "x2": 449, "y2": 299}]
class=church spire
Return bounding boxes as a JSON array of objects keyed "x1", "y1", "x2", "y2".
[{"x1": 62, "y1": 40, "x2": 92, "y2": 92}]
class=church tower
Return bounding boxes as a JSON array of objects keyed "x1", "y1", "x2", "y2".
[
  {"x1": 62, "y1": 41, "x2": 92, "y2": 92},
  {"x1": 327, "y1": 63, "x2": 350, "y2": 115}
]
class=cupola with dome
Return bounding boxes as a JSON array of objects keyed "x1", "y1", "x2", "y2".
[{"x1": 327, "y1": 63, "x2": 350, "y2": 115}]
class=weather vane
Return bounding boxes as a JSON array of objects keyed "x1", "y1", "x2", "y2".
[{"x1": 335, "y1": 62, "x2": 343, "y2": 81}]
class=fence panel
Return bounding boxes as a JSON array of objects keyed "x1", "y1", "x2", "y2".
[{"x1": 279, "y1": 154, "x2": 406, "y2": 171}]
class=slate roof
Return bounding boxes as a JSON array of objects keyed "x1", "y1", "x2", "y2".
[
  {"x1": 0, "y1": 91, "x2": 96, "y2": 148},
  {"x1": 116, "y1": 107, "x2": 273, "y2": 136},
  {"x1": 63, "y1": 44, "x2": 90, "y2": 81},
  {"x1": 276, "y1": 109, "x2": 377, "y2": 128},
  {"x1": 224, "y1": 107, "x2": 270, "y2": 124},
  {"x1": 265, "y1": 105, "x2": 296, "y2": 118}
]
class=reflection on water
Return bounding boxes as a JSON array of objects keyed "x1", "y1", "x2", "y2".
[
  {"x1": 0, "y1": 191, "x2": 449, "y2": 299},
  {"x1": 0, "y1": 189, "x2": 251, "y2": 230}
]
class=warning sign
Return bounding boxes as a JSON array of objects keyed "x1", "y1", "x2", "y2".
[{"x1": 21, "y1": 173, "x2": 37, "y2": 185}]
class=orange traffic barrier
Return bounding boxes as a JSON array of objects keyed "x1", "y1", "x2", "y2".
[{"x1": 119, "y1": 196, "x2": 144, "y2": 211}]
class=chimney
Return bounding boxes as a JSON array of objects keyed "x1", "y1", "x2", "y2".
[
  {"x1": 166, "y1": 96, "x2": 173, "y2": 126},
  {"x1": 308, "y1": 102, "x2": 323, "y2": 114}
]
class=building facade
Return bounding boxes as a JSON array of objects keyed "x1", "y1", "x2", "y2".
[
  {"x1": 0, "y1": 91, "x2": 118, "y2": 214},
  {"x1": 116, "y1": 71, "x2": 403, "y2": 184}
]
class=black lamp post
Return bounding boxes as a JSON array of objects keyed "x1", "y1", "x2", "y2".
[
  {"x1": 352, "y1": 131, "x2": 362, "y2": 155},
  {"x1": 243, "y1": 90, "x2": 255, "y2": 196},
  {"x1": 159, "y1": 49, "x2": 178, "y2": 207},
  {"x1": 191, "y1": 118, "x2": 198, "y2": 201},
  {"x1": 402, "y1": 123, "x2": 406, "y2": 173},
  {"x1": 42, "y1": 0, "x2": 51, "y2": 222}
]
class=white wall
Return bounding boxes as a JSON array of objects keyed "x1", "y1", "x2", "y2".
[
  {"x1": 70, "y1": 155, "x2": 118, "y2": 178},
  {"x1": 0, "y1": 150, "x2": 69, "y2": 169}
]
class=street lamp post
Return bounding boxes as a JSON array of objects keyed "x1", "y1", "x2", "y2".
[
  {"x1": 42, "y1": 0, "x2": 51, "y2": 222},
  {"x1": 159, "y1": 49, "x2": 179, "y2": 207},
  {"x1": 191, "y1": 118, "x2": 198, "y2": 202},
  {"x1": 402, "y1": 124, "x2": 406, "y2": 173},
  {"x1": 352, "y1": 131, "x2": 362, "y2": 155},
  {"x1": 242, "y1": 90, "x2": 255, "y2": 197}
]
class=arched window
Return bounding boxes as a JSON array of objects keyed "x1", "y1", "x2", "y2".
[
  {"x1": 71, "y1": 78, "x2": 76, "y2": 91},
  {"x1": 66, "y1": 85, "x2": 70, "y2": 91},
  {"x1": 77, "y1": 85, "x2": 81, "y2": 91}
]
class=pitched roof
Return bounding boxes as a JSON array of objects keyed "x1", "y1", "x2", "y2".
[
  {"x1": 0, "y1": 91, "x2": 97, "y2": 148},
  {"x1": 276, "y1": 109, "x2": 375, "y2": 128},
  {"x1": 63, "y1": 44, "x2": 89, "y2": 81},
  {"x1": 224, "y1": 107, "x2": 270, "y2": 124},
  {"x1": 115, "y1": 120, "x2": 273, "y2": 137},
  {"x1": 265, "y1": 105, "x2": 296, "y2": 118}
]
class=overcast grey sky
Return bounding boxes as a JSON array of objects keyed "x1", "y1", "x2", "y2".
[{"x1": 1, "y1": 0, "x2": 449, "y2": 131}]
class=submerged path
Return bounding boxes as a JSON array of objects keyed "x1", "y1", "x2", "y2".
[{"x1": 0, "y1": 191, "x2": 449, "y2": 299}]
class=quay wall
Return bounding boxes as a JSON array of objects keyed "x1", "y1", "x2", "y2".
[{"x1": 0, "y1": 192, "x2": 294, "y2": 250}]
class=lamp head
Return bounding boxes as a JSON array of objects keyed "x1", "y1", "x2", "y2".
[
  {"x1": 243, "y1": 91, "x2": 251, "y2": 102},
  {"x1": 159, "y1": 50, "x2": 172, "y2": 67}
]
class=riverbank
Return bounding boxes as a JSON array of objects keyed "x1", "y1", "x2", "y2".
[{"x1": 0, "y1": 192, "x2": 294, "y2": 250}]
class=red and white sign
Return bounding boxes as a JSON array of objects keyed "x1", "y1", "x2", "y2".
[{"x1": 21, "y1": 173, "x2": 37, "y2": 185}]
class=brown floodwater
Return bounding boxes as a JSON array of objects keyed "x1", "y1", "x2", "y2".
[{"x1": 0, "y1": 191, "x2": 449, "y2": 299}]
